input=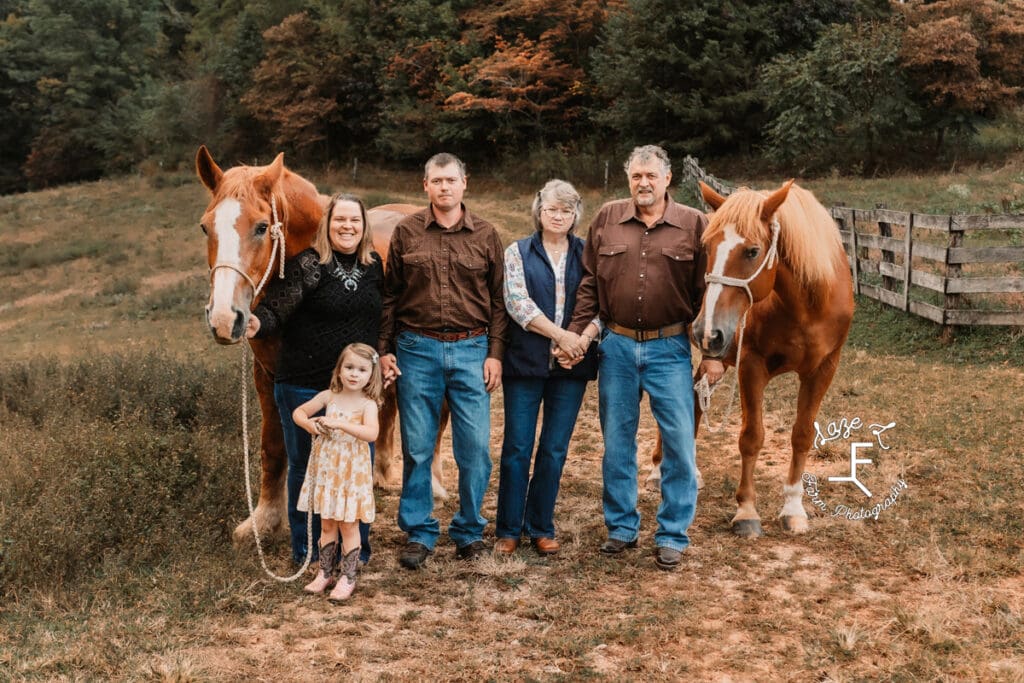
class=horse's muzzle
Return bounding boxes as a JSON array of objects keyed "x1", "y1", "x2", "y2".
[
  {"x1": 696, "y1": 327, "x2": 729, "y2": 358},
  {"x1": 207, "y1": 305, "x2": 246, "y2": 345}
]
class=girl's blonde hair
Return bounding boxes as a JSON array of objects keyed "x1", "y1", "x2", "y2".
[
  {"x1": 314, "y1": 193, "x2": 375, "y2": 266},
  {"x1": 329, "y1": 343, "x2": 383, "y2": 402}
]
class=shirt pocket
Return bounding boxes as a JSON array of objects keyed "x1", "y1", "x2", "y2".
[
  {"x1": 402, "y1": 251, "x2": 431, "y2": 269},
  {"x1": 661, "y1": 245, "x2": 694, "y2": 263},
  {"x1": 661, "y1": 244, "x2": 696, "y2": 285},
  {"x1": 456, "y1": 254, "x2": 486, "y2": 272},
  {"x1": 596, "y1": 243, "x2": 628, "y2": 282}
]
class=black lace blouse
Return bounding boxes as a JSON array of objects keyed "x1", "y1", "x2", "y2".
[{"x1": 253, "y1": 248, "x2": 383, "y2": 389}]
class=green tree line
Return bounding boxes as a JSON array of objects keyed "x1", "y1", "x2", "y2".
[{"x1": 2, "y1": 0, "x2": 1023, "y2": 192}]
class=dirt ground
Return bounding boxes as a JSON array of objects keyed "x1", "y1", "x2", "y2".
[{"x1": 150, "y1": 355, "x2": 1024, "y2": 682}]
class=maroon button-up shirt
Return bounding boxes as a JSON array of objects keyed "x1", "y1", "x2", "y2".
[
  {"x1": 380, "y1": 205, "x2": 508, "y2": 359},
  {"x1": 569, "y1": 195, "x2": 708, "y2": 332}
]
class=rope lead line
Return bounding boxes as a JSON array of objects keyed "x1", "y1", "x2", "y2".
[
  {"x1": 694, "y1": 312, "x2": 745, "y2": 433},
  {"x1": 242, "y1": 343, "x2": 315, "y2": 583}
]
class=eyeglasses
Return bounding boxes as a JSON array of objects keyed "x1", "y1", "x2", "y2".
[{"x1": 541, "y1": 207, "x2": 574, "y2": 218}]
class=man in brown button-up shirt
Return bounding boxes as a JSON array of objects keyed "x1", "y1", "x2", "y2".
[
  {"x1": 567, "y1": 145, "x2": 723, "y2": 571},
  {"x1": 379, "y1": 153, "x2": 508, "y2": 569}
]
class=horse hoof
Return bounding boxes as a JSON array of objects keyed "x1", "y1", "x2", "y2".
[
  {"x1": 232, "y1": 518, "x2": 255, "y2": 548},
  {"x1": 432, "y1": 484, "x2": 450, "y2": 501},
  {"x1": 731, "y1": 519, "x2": 764, "y2": 538},
  {"x1": 781, "y1": 515, "x2": 809, "y2": 534}
]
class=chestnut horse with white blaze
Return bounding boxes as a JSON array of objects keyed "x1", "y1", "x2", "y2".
[
  {"x1": 653, "y1": 180, "x2": 853, "y2": 537},
  {"x1": 195, "y1": 146, "x2": 449, "y2": 545}
]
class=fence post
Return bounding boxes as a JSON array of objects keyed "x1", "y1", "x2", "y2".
[
  {"x1": 877, "y1": 203, "x2": 896, "y2": 293},
  {"x1": 943, "y1": 215, "x2": 963, "y2": 334},
  {"x1": 902, "y1": 213, "x2": 914, "y2": 312},
  {"x1": 849, "y1": 209, "x2": 861, "y2": 296},
  {"x1": 604, "y1": 160, "x2": 609, "y2": 193}
]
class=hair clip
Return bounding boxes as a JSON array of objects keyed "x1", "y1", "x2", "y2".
[{"x1": 371, "y1": 351, "x2": 379, "y2": 365}]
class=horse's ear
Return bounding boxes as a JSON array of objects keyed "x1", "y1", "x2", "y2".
[
  {"x1": 196, "y1": 145, "x2": 223, "y2": 193},
  {"x1": 760, "y1": 179, "x2": 794, "y2": 223},
  {"x1": 699, "y1": 181, "x2": 726, "y2": 212},
  {"x1": 255, "y1": 152, "x2": 285, "y2": 195}
]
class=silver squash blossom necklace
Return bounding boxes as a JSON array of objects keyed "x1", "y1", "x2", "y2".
[{"x1": 331, "y1": 255, "x2": 363, "y2": 292}]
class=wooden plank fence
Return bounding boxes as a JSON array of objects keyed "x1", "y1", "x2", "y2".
[
  {"x1": 832, "y1": 207, "x2": 1024, "y2": 326},
  {"x1": 678, "y1": 156, "x2": 1024, "y2": 327}
]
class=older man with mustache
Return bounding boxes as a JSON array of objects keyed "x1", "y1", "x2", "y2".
[{"x1": 564, "y1": 145, "x2": 724, "y2": 571}]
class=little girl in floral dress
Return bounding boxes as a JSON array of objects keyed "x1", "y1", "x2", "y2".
[{"x1": 292, "y1": 343, "x2": 381, "y2": 601}]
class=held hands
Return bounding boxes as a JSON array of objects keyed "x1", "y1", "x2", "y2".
[
  {"x1": 554, "y1": 330, "x2": 584, "y2": 358},
  {"x1": 553, "y1": 330, "x2": 593, "y2": 369},
  {"x1": 380, "y1": 353, "x2": 401, "y2": 388}
]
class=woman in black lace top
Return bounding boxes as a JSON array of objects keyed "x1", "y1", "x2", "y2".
[{"x1": 247, "y1": 193, "x2": 382, "y2": 567}]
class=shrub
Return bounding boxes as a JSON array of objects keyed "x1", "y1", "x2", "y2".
[{"x1": 0, "y1": 353, "x2": 250, "y2": 594}]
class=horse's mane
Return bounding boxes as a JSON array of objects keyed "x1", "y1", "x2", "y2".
[{"x1": 704, "y1": 184, "x2": 844, "y2": 289}]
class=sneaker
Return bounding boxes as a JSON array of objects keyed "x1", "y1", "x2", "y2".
[
  {"x1": 455, "y1": 540, "x2": 487, "y2": 560},
  {"x1": 399, "y1": 542, "x2": 432, "y2": 570},
  {"x1": 599, "y1": 538, "x2": 638, "y2": 555},
  {"x1": 654, "y1": 546, "x2": 683, "y2": 571}
]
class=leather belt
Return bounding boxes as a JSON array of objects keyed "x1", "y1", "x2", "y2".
[
  {"x1": 406, "y1": 326, "x2": 487, "y2": 342},
  {"x1": 607, "y1": 321, "x2": 687, "y2": 342}
]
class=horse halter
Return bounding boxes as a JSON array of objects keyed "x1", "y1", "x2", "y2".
[
  {"x1": 704, "y1": 219, "x2": 780, "y2": 304},
  {"x1": 209, "y1": 194, "x2": 287, "y2": 299}
]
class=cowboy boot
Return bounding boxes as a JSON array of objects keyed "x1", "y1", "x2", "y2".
[
  {"x1": 328, "y1": 546, "x2": 360, "y2": 602},
  {"x1": 303, "y1": 541, "x2": 337, "y2": 594}
]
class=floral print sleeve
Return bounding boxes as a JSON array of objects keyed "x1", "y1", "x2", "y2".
[{"x1": 503, "y1": 243, "x2": 543, "y2": 330}]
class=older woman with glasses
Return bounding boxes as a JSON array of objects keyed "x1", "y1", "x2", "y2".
[{"x1": 495, "y1": 179, "x2": 600, "y2": 556}]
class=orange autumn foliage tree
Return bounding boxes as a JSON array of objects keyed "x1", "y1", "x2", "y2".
[
  {"x1": 443, "y1": 36, "x2": 582, "y2": 140},
  {"x1": 900, "y1": 0, "x2": 1024, "y2": 124},
  {"x1": 441, "y1": 0, "x2": 618, "y2": 148}
]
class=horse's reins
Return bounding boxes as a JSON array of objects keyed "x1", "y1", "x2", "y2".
[
  {"x1": 225, "y1": 195, "x2": 317, "y2": 583},
  {"x1": 694, "y1": 220, "x2": 780, "y2": 432}
]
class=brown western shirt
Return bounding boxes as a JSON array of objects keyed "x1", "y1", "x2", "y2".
[
  {"x1": 380, "y1": 205, "x2": 508, "y2": 359},
  {"x1": 569, "y1": 195, "x2": 708, "y2": 333}
]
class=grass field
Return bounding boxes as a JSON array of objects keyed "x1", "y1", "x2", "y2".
[{"x1": 1, "y1": 163, "x2": 1022, "y2": 681}]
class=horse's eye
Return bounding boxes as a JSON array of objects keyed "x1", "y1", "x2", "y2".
[
  {"x1": 200, "y1": 223, "x2": 208, "y2": 236},
  {"x1": 745, "y1": 246, "x2": 761, "y2": 259},
  {"x1": 254, "y1": 221, "x2": 269, "y2": 237}
]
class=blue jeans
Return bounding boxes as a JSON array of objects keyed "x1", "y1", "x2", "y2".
[
  {"x1": 496, "y1": 376, "x2": 588, "y2": 540},
  {"x1": 598, "y1": 330, "x2": 698, "y2": 551},
  {"x1": 274, "y1": 382, "x2": 373, "y2": 564},
  {"x1": 395, "y1": 331, "x2": 492, "y2": 549}
]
